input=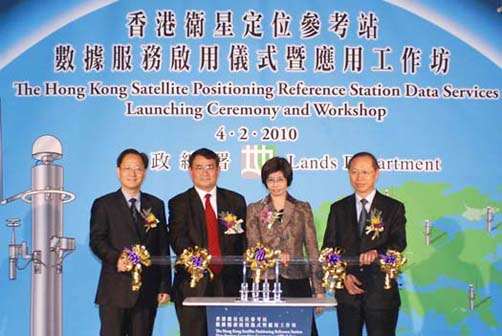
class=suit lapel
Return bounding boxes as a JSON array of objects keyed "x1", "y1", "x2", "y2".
[
  {"x1": 371, "y1": 191, "x2": 386, "y2": 212},
  {"x1": 369, "y1": 191, "x2": 387, "y2": 234},
  {"x1": 188, "y1": 188, "x2": 207, "y2": 247},
  {"x1": 281, "y1": 195, "x2": 295, "y2": 231},
  {"x1": 136, "y1": 192, "x2": 149, "y2": 242},
  {"x1": 259, "y1": 195, "x2": 272, "y2": 229},
  {"x1": 346, "y1": 194, "x2": 358, "y2": 237},
  {"x1": 361, "y1": 191, "x2": 383, "y2": 249},
  {"x1": 215, "y1": 188, "x2": 227, "y2": 248},
  {"x1": 114, "y1": 190, "x2": 142, "y2": 241}
]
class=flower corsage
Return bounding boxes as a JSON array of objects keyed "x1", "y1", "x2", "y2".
[
  {"x1": 141, "y1": 208, "x2": 159, "y2": 232},
  {"x1": 219, "y1": 211, "x2": 244, "y2": 234},
  {"x1": 260, "y1": 207, "x2": 284, "y2": 229},
  {"x1": 365, "y1": 208, "x2": 384, "y2": 240}
]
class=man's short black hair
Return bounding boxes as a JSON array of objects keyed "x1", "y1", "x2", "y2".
[
  {"x1": 261, "y1": 156, "x2": 293, "y2": 187},
  {"x1": 116, "y1": 148, "x2": 148, "y2": 169},
  {"x1": 188, "y1": 148, "x2": 220, "y2": 167},
  {"x1": 348, "y1": 152, "x2": 379, "y2": 170}
]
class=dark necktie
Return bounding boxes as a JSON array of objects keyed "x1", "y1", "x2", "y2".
[
  {"x1": 130, "y1": 198, "x2": 143, "y2": 240},
  {"x1": 130, "y1": 198, "x2": 139, "y2": 223},
  {"x1": 205, "y1": 193, "x2": 222, "y2": 274},
  {"x1": 359, "y1": 199, "x2": 369, "y2": 236}
]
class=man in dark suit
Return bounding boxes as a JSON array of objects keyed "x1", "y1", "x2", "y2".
[
  {"x1": 90, "y1": 148, "x2": 171, "y2": 336},
  {"x1": 322, "y1": 152, "x2": 406, "y2": 336},
  {"x1": 168, "y1": 148, "x2": 247, "y2": 336}
]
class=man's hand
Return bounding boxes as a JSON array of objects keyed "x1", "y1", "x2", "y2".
[
  {"x1": 344, "y1": 274, "x2": 364, "y2": 295},
  {"x1": 359, "y1": 249, "x2": 378, "y2": 266},
  {"x1": 116, "y1": 257, "x2": 128, "y2": 272},
  {"x1": 158, "y1": 293, "x2": 170, "y2": 305}
]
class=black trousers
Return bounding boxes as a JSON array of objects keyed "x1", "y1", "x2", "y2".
[
  {"x1": 336, "y1": 299, "x2": 399, "y2": 336},
  {"x1": 174, "y1": 303, "x2": 207, "y2": 336},
  {"x1": 278, "y1": 276, "x2": 319, "y2": 336},
  {"x1": 175, "y1": 274, "x2": 224, "y2": 336},
  {"x1": 99, "y1": 304, "x2": 157, "y2": 336}
]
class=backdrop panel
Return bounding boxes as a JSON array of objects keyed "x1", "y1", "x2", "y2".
[{"x1": 0, "y1": 0, "x2": 501, "y2": 335}]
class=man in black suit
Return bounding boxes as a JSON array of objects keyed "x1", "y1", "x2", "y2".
[
  {"x1": 90, "y1": 148, "x2": 171, "y2": 336},
  {"x1": 322, "y1": 152, "x2": 406, "y2": 336},
  {"x1": 168, "y1": 148, "x2": 247, "y2": 336}
]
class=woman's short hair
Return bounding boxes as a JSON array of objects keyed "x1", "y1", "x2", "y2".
[{"x1": 261, "y1": 157, "x2": 293, "y2": 187}]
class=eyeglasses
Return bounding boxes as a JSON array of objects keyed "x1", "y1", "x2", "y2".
[
  {"x1": 266, "y1": 177, "x2": 287, "y2": 184},
  {"x1": 120, "y1": 166, "x2": 145, "y2": 174},
  {"x1": 349, "y1": 169, "x2": 374, "y2": 177},
  {"x1": 192, "y1": 164, "x2": 217, "y2": 172}
]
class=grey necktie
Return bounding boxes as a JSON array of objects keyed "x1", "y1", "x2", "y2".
[{"x1": 359, "y1": 199, "x2": 369, "y2": 236}]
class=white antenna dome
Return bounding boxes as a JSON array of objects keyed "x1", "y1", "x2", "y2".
[{"x1": 32, "y1": 135, "x2": 62, "y2": 163}]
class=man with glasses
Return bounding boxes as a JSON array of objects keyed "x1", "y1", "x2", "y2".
[
  {"x1": 90, "y1": 148, "x2": 171, "y2": 336},
  {"x1": 322, "y1": 152, "x2": 407, "y2": 336},
  {"x1": 168, "y1": 147, "x2": 247, "y2": 336}
]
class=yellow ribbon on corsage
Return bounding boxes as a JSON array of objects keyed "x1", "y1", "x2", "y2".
[
  {"x1": 141, "y1": 208, "x2": 159, "y2": 232},
  {"x1": 365, "y1": 208, "x2": 384, "y2": 240},
  {"x1": 244, "y1": 243, "x2": 279, "y2": 283},
  {"x1": 379, "y1": 250, "x2": 407, "y2": 289},
  {"x1": 120, "y1": 245, "x2": 151, "y2": 291},
  {"x1": 175, "y1": 246, "x2": 213, "y2": 288},
  {"x1": 319, "y1": 247, "x2": 348, "y2": 292}
]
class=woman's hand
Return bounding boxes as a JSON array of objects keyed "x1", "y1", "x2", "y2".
[
  {"x1": 315, "y1": 293, "x2": 326, "y2": 314},
  {"x1": 280, "y1": 252, "x2": 291, "y2": 267}
]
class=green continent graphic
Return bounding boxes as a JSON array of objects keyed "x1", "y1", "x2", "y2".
[{"x1": 314, "y1": 182, "x2": 502, "y2": 335}]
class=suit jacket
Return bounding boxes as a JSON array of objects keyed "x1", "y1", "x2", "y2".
[
  {"x1": 168, "y1": 187, "x2": 247, "y2": 304},
  {"x1": 246, "y1": 194, "x2": 323, "y2": 294},
  {"x1": 322, "y1": 190, "x2": 406, "y2": 309},
  {"x1": 90, "y1": 189, "x2": 171, "y2": 308}
]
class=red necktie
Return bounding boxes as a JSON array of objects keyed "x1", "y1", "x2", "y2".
[{"x1": 205, "y1": 194, "x2": 222, "y2": 274}]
